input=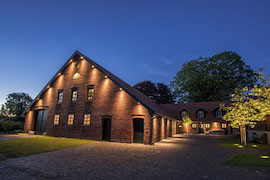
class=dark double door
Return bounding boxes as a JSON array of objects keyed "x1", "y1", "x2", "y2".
[
  {"x1": 34, "y1": 110, "x2": 48, "y2": 134},
  {"x1": 133, "y1": 118, "x2": 144, "y2": 143},
  {"x1": 102, "y1": 118, "x2": 111, "y2": 141}
]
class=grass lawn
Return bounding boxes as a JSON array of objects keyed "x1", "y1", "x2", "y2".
[
  {"x1": 225, "y1": 154, "x2": 270, "y2": 167},
  {"x1": 0, "y1": 136, "x2": 94, "y2": 158}
]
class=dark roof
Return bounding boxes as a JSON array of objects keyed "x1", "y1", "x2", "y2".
[
  {"x1": 161, "y1": 101, "x2": 230, "y2": 121},
  {"x1": 24, "y1": 51, "x2": 175, "y2": 119}
]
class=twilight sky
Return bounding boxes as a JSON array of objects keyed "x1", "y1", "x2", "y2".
[{"x1": 0, "y1": 0, "x2": 270, "y2": 105}]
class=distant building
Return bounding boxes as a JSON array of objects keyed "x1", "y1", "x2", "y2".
[{"x1": 161, "y1": 101, "x2": 231, "y2": 135}]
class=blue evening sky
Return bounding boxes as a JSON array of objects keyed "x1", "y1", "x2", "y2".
[{"x1": 0, "y1": 0, "x2": 269, "y2": 105}]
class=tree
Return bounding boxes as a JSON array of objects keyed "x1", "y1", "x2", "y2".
[
  {"x1": 171, "y1": 51, "x2": 257, "y2": 102},
  {"x1": 221, "y1": 72, "x2": 270, "y2": 145},
  {"x1": 1, "y1": 93, "x2": 33, "y2": 119},
  {"x1": 134, "y1": 80, "x2": 174, "y2": 104},
  {"x1": 182, "y1": 116, "x2": 193, "y2": 136}
]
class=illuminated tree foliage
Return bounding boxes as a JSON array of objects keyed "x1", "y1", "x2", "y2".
[
  {"x1": 221, "y1": 72, "x2": 270, "y2": 145},
  {"x1": 182, "y1": 116, "x2": 193, "y2": 136}
]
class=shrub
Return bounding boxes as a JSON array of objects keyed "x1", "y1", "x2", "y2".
[{"x1": 0, "y1": 120, "x2": 24, "y2": 133}]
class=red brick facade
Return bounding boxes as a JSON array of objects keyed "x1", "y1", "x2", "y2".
[{"x1": 24, "y1": 51, "x2": 177, "y2": 144}]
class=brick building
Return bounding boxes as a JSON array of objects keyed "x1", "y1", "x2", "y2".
[
  {"x1": 24, "y1": 51, "x2": 179, "y2": 144},
  {"x1": 161, "y1": 101, "x2": 231, "y2": 135}
]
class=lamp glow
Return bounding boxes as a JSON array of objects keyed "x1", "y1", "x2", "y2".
[{"x1": 105, "y1": 75, "x2": 108, "y2": 79}]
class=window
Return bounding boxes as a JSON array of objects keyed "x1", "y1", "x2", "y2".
[
  {"x1": 58, "y1": 90, "x2": 63, "y2": 103},
  {"x1": 71, "y1": 88, "x2": 78, "y2": 102},
  {"x1": 68, "y1": 114, "x2": 74, "y2": 125},
  {"x1": 216, "y1": 111, "x2": 222, "y2": 117},
  {"x1": 87, "y1": 86, "x2": 94, "y2": 101},
  {"x1": 84, "y1": 114, "x2": 91, "y2": 126},
  {"x1": 54, "y1": 115, "x2": 60, "y2": 125},
  {"x1": 192, "y1": 123, "x2": 197, "y2": 129},
  {"x1": 200, "y1": 124, "x2": 204, "y2": 129},
  {"x1": 222, "y1": 123, "x2": 227, "y2": 128},
  {"x1": 205, "y1": 123, "x2": 210, "y2": 129},
  {"x1": 181, "y1": 111, "x2": 188, "y2": 118},
  {"x1": 198, "y1": 111, "x2": 204, "y2": 118}
]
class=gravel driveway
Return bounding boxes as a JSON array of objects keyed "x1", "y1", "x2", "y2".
[{"x1": 0, "y1": 135, "x2": 269, "y2": 180}]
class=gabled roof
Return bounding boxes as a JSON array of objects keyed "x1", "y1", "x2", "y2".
[
  {"x1": 161, "y1": 101, "x2": 230, "y2": 120},
  {"x1": 24, "y1": 51, "x2": 175, "y2": 119}
]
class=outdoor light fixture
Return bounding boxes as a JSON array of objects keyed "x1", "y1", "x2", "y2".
[
  {"x1": 80, "y1": 56, "x2": 84, "y2": 60},
  {"x1": 105, "y1": 75, "x2": 108, "y2": 79},
  {"x1": 58, "y1": 72, "x2": 62, "y2": 76},
  {"x1": 261, "y1": 155, "x2": 269, "y2": 159},
  {"x1": 120, "y1": 88, "x2": 123, "y2": 91},
  {"x1": 251, "y1": 145, "x2": 258, "y2": 148},
  {"x1": 47, "y1": 85, "x2": 50, "y2": 89},
  {"x1": 238, "y1": 145, "x2": 244, "y2": 148},
  {"x1": 69, "y1": 59, "x2": 73, "y2": 63},
  {"x1": 138, "y1": 102, "x2": 141, "y2": 105},
  {"x1": 92, "y1": 65, "x2": 95, "y2": 68}
]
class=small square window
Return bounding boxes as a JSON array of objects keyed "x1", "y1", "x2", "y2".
[
  {"x1": 192, "y1": 123, "x2": 197, "y2": 129},
  {"x1": 198, "y1": 111, "x2": 204, "y2": 118},
  {"x1": 222, "y1": 123, "x2": 227, "y2": 128},
  {"x1": 181, "y1": 111, "x2": 188, "y2": 118},
  {"x1": 58, "y1": 90, "x2": 63, "y2": 103},
  {"x1": 84, "y1": 114, "x2": 91, "y2": 126},
  {"x1": 216, "y1": 111, "x2": 222, "y2": 117},
  {"x1": 54, "y1": 115, "x2": 60, "y2": 125},
  {"x1": 205, "y1": 123, "x2": 210, "y2": 129},
  {"x1": 68, "y1": 114, "x2": 74, "y2": 125},
  {"x1": 71, "y1": 88, "x2": 78, "y2": 102},
  {"x1": 87, "y1": 86, "x2": 94, "y2": 101}
]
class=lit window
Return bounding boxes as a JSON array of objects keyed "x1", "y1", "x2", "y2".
[
  {"x1": 58, "y1": 90, "x2": 63, "y2": 103},
  {"x1": 54, "y1": 115, "x2": 60, "y2": 125},
  {"x1": 181, "y1": 111, "x2": 188, "y2": 118},
  {"x1": 216, "y1": 111, "x2": 222, "y2": 117},
  {"x1": 200, "y1": 124, "x2": 204, "y2": 129},
  {"x1": 222, "y1": 123, "x2": 227, "y2": 128},
  {"x1": 71, "y1": 88, "x2": 78, "y2": 102},
  {"x1": 84, "y1": 114, "x2": 91, "y2": 126},
  {"x1": 192, "y1": 123, "x2": 197, "y2": 128},
  {"x1": 87, "y1": 86, "x2": 94, "y2": 101},
  {"x1": 205, "y1": 123, "x2": 210, "y2": 129},
  {"x1": 68, "y1": 114, "x2": 74, "y2": 125},
  {"x1": 198, "y1": 111, "x2": 204, "y2": 118}
]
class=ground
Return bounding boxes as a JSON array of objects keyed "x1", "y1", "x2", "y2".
[{"x1": 0, "y1": 134, "x2": 269, "y2": 180}]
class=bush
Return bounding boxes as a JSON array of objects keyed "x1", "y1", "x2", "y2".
[{"x1": 0, "y1": 120, "x2": 24, "y2": 133}]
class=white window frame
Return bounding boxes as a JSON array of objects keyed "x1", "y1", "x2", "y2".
[
  {"x1": 192, "y1": 123, "x2": 197, "y2": 129},
  {"x1": 222, "y1": 123, "x2": 227, "y2": 128},
  {"x1": 205, "y1": 123, "x2": 210, "y2": 129},
  {"x1": 83, "y1": 114, "x2": 91, "y2": 126},
  {"x1": 58, "y1": 90, "x2": 63, "y2": 103},
  {"x1": 54, "y1": 115, "x2": 60, "y2": 125},
  {"x1": 198, "y1": 111, "x2": 204, "y2": 118},
  {"x1": 216, "y1": 111, "x2": 222, "y2": 118}
]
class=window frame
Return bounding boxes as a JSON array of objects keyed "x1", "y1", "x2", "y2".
[
  {"x1": 53, "y1": 114, "x2": 60, "y2": 125},
  {"x1": 87, "y1": 85, "x2": 94, "y2": 102},
  {"x1": 222, "y1": 123, "x2": 227, "y2": 129},
  {"x1": 192, "y1": 123, "x2": 197, "y2": 129},
  {"x1": 67, "y1": 114, "x2": 74, "y2": 126},
  {"x1": 57, "y1": 90, "x2": 64, "y2": 103},
  {"x1": 71, "y1": 87, "x2": 78, "y2": 102},
  {"x1": 83, "y1": 114, "x2": 91, "y2": 126},
  {"x1": 205, "y1": 123, "x2": 210, "y2": 129},
  {"x1": 197, "y1": 111, "x2": 205, "y2": 118},
  {"x1": 216, "y1": 111, "x2": 222, "y2": 118},
  {"x1": 181, "y1": 111, "x2": 188, "y2": 118}
]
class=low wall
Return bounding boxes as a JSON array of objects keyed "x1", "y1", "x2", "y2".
[{"x1": 247, "y1": 130, "x2": 270, "y2": 145}]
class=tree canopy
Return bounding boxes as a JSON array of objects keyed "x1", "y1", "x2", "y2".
[
  {"x1": 0, "y1": 93, "x2": 33, "y2": 119},
  {"x1": 134, "y1": 80, "x2": 174, "y2": 104},
  {"x1": 171, "y1": 51, "x2": 257, "y2": 102}
]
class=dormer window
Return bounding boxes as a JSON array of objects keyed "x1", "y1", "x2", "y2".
[
  {"x1": 198, "y1": 111, "x2": 204, "y2": 118},
  {"x1": 181, "y1": 111, "x2": 188, "y2": 118},
  {"x1": 216, "y1": 111, "x2": 222, "y2": 118}
]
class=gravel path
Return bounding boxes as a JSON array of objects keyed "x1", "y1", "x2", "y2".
[{"x1": 0, "y1": 135, "x2": 269, "y2": 180}]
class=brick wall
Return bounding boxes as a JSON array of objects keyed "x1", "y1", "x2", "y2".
[{"x1": 24, "y1": 57, "x2": 154, "y2": 144}]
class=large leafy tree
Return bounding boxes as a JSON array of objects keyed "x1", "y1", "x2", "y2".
[
  {"x1": 221, "y1": 72, "x2": 270, "y2": 145},
  {"x1": 1, "y1": 93, "x2": 33, "y2": 119},
  {"x1": 134, "y1": 80, "x2": 174, "y2": 104},
  {"x1": 171, "y1": 51, "x2": 257, "y2": 102}
]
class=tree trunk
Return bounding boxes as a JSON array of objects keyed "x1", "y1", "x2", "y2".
[
  {"x1": 186, "y1": 125, "x2": 189, "y2": 136},
  {"x1": 240, "y1": 126, "x2": 247, "y2": 145}
]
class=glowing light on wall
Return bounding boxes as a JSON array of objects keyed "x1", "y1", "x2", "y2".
[
  {"x1": 119, "y1": 88, "x2": 123, "y2": 91},
  {"x1": 92, "y1": 65, "x2": 95, "y2": 68},
  {"x1": 105, "y1": 75, "x2": 108, "y2": 79},
  {"x1": 80, "y1": 56, "x2": 84, "y2": 60}
]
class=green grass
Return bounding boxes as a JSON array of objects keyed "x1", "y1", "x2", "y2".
[
  {"x1": 0, "y1": 136, "x2": 94, "y2": 158},
  {"x1": 222, "y1": 143, "x2": 270, "y2": 149},
  {"x1": 225, "y1": 154, "x2": 270, "y2": 167}
]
